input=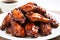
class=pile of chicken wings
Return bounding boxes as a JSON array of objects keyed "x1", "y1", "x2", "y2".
[{"x1": 0, "y1": 2, "x2": 59, "y2": 38}]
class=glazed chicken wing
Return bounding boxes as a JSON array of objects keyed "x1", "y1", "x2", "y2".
[
  {"x1": 11, "y1": 8, "x2": 26, "y2": 24},
  {"x1": 0, "y1": 13, "x2": 11, "y2": 30},
  {"x1": 11, "y1": 20, "x2": 25, "y2": 37},
  {"x1": 19, "y1": 3, "x2": 36, "y2": 12},
  {"x1": 40, "y1": 24, "x2": 51, "y2": 36},
  {"x1": 26, "y1": 12, "x2": 50, "y2": 23},
  {"x1": 25, "y1": 23, "x2": 39, "y2": 38}
]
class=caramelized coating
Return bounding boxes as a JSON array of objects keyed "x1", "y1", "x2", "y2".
[
  {"x1": 26, "y1": 12, "x2": 50, "y2": 23},
  {"x1": 11, "y1": 20, "x2": 25, "y2": 37},
  {"x1": 25, "y1": 23, "x2": 39, "y2": 38},
  {"x1": 11, "y1": 8, "x2": 26, "y2": 24},
  {"x1": 40, "y1": 24, "x2": 51, "y2": 36},
  {"x1": 20, "y1": 3, "x2": 36, "y2": 12},
  {"x1": 0, "y1": 13, "x2": 11, "y2": 30}
]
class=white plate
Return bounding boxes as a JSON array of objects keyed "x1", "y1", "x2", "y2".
[{"x1": 0, "y1": 11, "x2": 60, "y2": 40}]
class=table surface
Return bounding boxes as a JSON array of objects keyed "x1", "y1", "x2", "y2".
[{"x1": 0, "y1": 9, "x2": 60, "y2": 40}]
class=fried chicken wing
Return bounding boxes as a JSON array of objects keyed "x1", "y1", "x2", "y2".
[
  {"x1": 26, "y1": 12, "x2": 50, "y2": 23},
  {"x1": 19, "y1": 3, "x2": 36, "y2": 12},
  {"x1": 11, "y1": 20, "x2": 25, "y2": 37},
  {"x1": 0, "y1": 13, "x2": 11, "y2": 30},
  {"x1": 11, "y1": 8, "x2": 26, "y2": 24},
  {"x1": 25, "y1": 23, "x2": 39, "y2": 38},
  {"x1": 40, "y1": 24, "x2": 51, "y2": 36},
  {"x1": 11, "y1": 21, "x2": 25, "y2": 37}
]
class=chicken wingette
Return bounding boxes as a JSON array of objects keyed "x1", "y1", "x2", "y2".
[
  {"x1": 11, "y1": 20, "x2": 25, "y2": 37},
  {"x1": 11, "y1": 8, "x2": 26, "y2": 24},
  {"x1": 0, "y1": 13, "x2": 11, "y2": 30}
]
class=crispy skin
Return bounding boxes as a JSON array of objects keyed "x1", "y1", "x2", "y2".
[
  {"x1": 40, "y1": 24, "x2": 51, "y2": 36},
  {"x1": 0, "y1": 13, "x2": 11, "y2": 30},
  {"x1": 25, "y1": 23, "x2": 39, "y2": 38},
  {"x1": 12, "y1": 8, "x2": 26, "y2": 24},
  {"x1": 26, "y1": 12, "x2": 50, "y2": 23},
  {"x1": 11, "y1": 20, "x2": 25, "y2": 37},
  {"x1": 20, "y1": 3, "x2": 36, "y2": 12}
]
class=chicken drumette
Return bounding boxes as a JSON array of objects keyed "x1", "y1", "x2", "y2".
[{"x1": 26, "y1": 12, "x2": 50, "y2": 23}]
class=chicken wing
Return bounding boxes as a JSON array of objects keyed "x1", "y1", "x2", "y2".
[
  {"x1": 11, "y1": 8, "x2": 26, "y2": 24},
  {"x1": 11, "y1": 20, "x2": 25, "y2": 37},
  {"x1": 0, "y1": 13, "x2": 11, "y2": 30},
  {"x1": 19, "y1": 3, "x2": 36, "y2": 12},
  {"x1": 40, "y1": 24, "x2": 51, "y2": 36},
  {"x1": 25, "y1": 23, "x2": 39, "y2": 38},
  {"x1": 26, "y1": 12, "x2": 50, "y2": 23}
]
